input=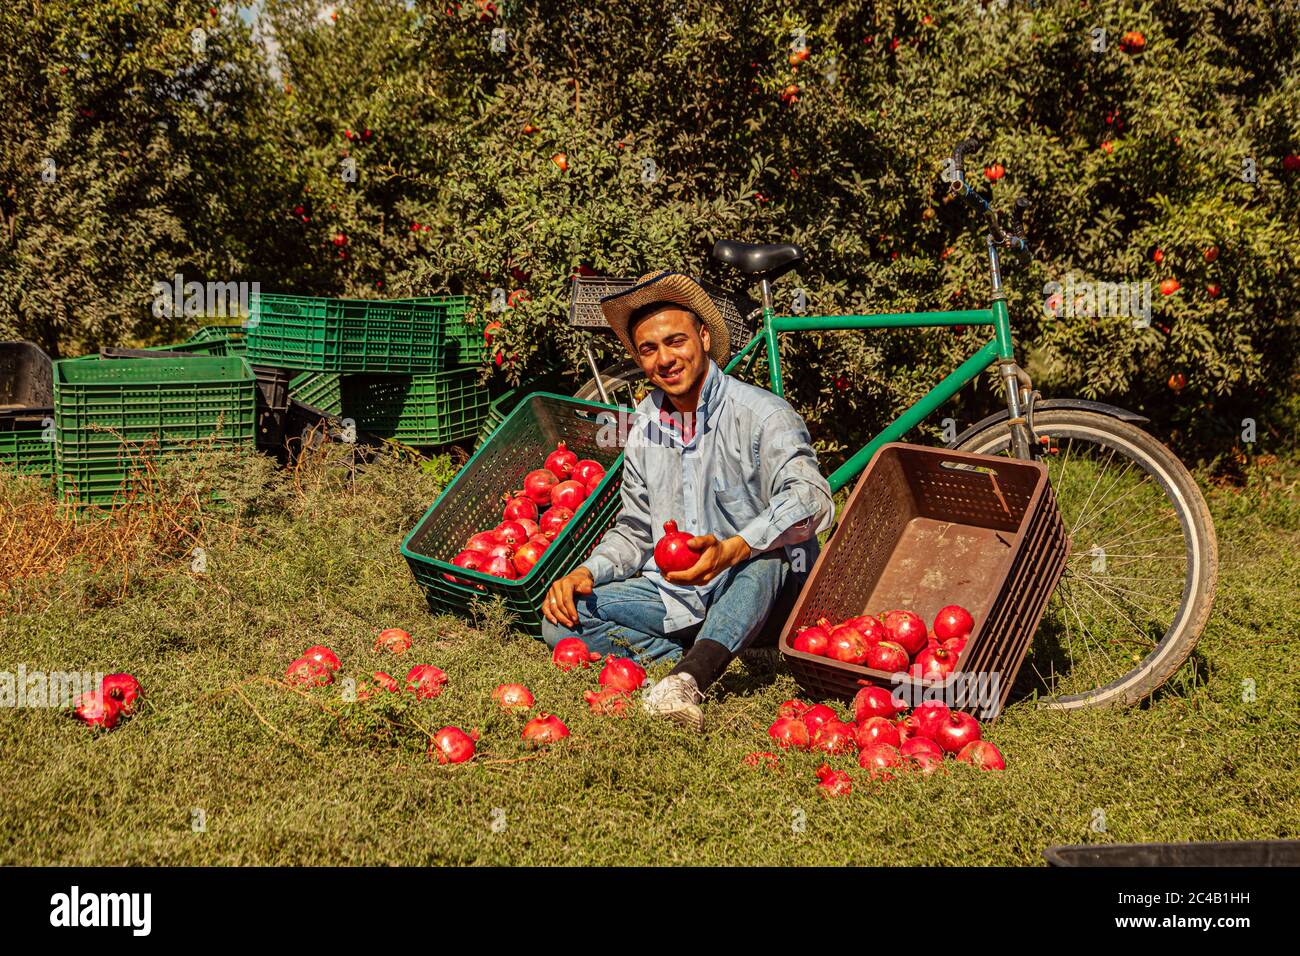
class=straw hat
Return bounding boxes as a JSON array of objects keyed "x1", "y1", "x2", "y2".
[{"x1": 598, "y1": 271, "x2": 730, "y2": 367}]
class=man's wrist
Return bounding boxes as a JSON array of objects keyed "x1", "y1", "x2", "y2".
[{"x1": 727, "y1": 535, "x2": 752, "y2": 567}]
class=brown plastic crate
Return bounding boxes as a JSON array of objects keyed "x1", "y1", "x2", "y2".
[{"x1": 778, "y1": 442, "x2": 1069, "y2": 719}]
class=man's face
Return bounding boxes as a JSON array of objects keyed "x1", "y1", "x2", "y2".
[{"x1": 630, "y1": 306, "x2": 712, "y2": 400}]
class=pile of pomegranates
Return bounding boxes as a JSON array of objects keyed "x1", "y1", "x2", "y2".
[
  {"x1": 790, "y1": 604, "x2": 975, "y2": 682},
  {"x1": 759, "y1": 688, "x2": 1005, "y2": 797},
  {"x1": 447, "y1": 441, "x2": 607, "y2": 582},
  {"x1": 72, "y1": 672, "x2": 144, "y2": 731}
]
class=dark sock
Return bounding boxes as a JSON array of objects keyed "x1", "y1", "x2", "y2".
[{"x1": 669, "y1": 638, "x2": 735, "y2": 692}]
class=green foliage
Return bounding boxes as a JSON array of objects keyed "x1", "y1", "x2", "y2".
[{"x1": 2, "y1": 0, "x2": 1297, "y2": 462}]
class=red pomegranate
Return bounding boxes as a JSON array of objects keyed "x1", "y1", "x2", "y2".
[
  {"x1": 100, "y1": 673, "x2": 142, "y2": 715},
  {"x1": 303, "y1": 645, "x2": 341, "y2": 671},
  {"x1": 901, "y1": 736, "x2": 945, "y2": 774},
  {"x1": 826, "y1": 624, "x2": 870, "y2": 664},
  {"x1": 957, "y1": 740, "x2": 1005, "y2": 770},
  {"x1": 598, "y1": 656, "x2": 646, "y2": 694},
  {"x1": 581, "y1": 466, "x2": 606, "y2": 493},
  {"x1": 523, "y1": 468, "x2": 558, "y2": 505},
  {"x1": 768, "y1": 716, "x2": 811, "y2": 749},
  {"x1": 516, "y1": 518, "x2": 541, "y2": 538},
  {"x1": 895, "y1": 713, "x2": 920, "y2": 743},
  {"x1": 845, "y1": 614, "x2": 886, "y2": 643},
  {"x1": 551, "y1": 479, "x2": 588, "y2": 511},
  {"x1": 800, "y1": 703, "x2": 838, "y2": 737},
  {"x1": 935, "y1": 711, "x2": 982, "y2": 754},
  {"x1": 912, "y1": 646, "x2": 959, "y2": 681},
  {"x1": 912, "y1": 701, "x2": 951, "y2": 740},
  {"x1": 492, "y1": 683, "x2": 535, "y2": 710},
  {"x1": 792, "y1": 619, "x2": 831, "y2": 655},
  {"x1": 571, "y1": 458, "x2": 604, "y2": 487},
  {"x1": 73, "y1": 691, "x2": 122, "y2": 730},
  {"x1": 481, "y1": 549, "x2": 518, "y2": 579},
  {"x1": 539, "y1": 506, "x2": 574, "y2": 539},
  {"x1": 502, "y1": 491, "x2": 538, "y2": 522},
  {"x1": 522, "y1": 712, "x2": 570, "y2": 746},
  {"x1": 465, "y1": 531, "x2": 501, "y2": 554},
  {"x1": 286, "y1": 656, "x2": 334, "y2": 687},
  {"x1": 776, "y1": 699, "x2": 810, "y2": 719},
  {"x1": 373, "y1": 628, "x2": 412, "y2": 654},
  {"x1": 858, "y1": 743, "x2": 904, "y2": 780},
  {"x1": 852, "y1": 684, "x2": 905, "y2": 722},
  {"x1": 371, "y1": 671, "x2": 401, "y2": 694},
  {"x1": 552, "y1": 637, "x2": 600, "y2": 671},
  {"x1": 881, "y1": 610, "x2": 928, "y2": 655},
  {"x1": 816, "y1": 763, "x2": 853, "y2": 798},
  {"x1": 854, "y1": 715, "x2": 902, "y2": 750},
  {"x1": 430, "y1": 726, "x2": 478, "y2": 764},
  {"x1": 544, "y1": 442, "x2": 578, "y2": 479},
  {"x1": 811, "y1": 719, "x2": 858, "y2": 754},
  {"x1": 865, "y1": 640, "x2": 909, "y2": 673},
  {"x1": 584, "y1": 688, "x2": 631, "y2": 716},
  {"x1": 512, "y1": 537, "x2": 548, "y2": 577},
  {"x1": 653, "y1": 521, "x2": 700, "y2": 573},
  {"x1": 405, "y1": 664, "x2": 449, "y2": 699},
  {"x1": 446, "y1": 549, "x2": 485, "y2": 583},
  {"x1": 495, "y1": 520, "x2": 529, "y2": 546},
  {"x1": 932, "y1": 604, "x2": 974, "y2": 641}
]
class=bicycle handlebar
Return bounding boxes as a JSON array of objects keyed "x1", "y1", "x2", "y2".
[{"x1": 946, "y1": 138, "x2": 1031, "y2": 254}]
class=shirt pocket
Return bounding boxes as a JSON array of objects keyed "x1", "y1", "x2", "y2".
[{"x1": 713, "y1": 485, "x2": 759, "y2": 531}]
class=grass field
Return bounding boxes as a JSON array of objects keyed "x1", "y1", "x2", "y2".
[{"x1": 1, "y1": 443, "x2": 1297, "y2": 866}]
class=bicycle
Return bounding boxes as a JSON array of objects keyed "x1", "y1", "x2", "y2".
[{"x1": 565, "y1": 138, "x2": 1218, "y2": 711}]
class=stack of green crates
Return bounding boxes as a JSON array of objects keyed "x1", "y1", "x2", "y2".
[
  {"x1": 0, "y1": 422, "x2": 55, "y2": 479},
  {"x1": 53, "y1": 355, "x2": 257, "y2": 505},
  {"x1": 254, "y1": 293, "x2": 491, "y2": 445}
]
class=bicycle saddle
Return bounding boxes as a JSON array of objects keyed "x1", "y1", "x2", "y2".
[{"x1": 710, "y1": 240, "x2": 804, "y2": 281}]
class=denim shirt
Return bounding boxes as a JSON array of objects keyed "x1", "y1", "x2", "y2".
[{"x1": 580, "y1": 361, "x2": 835, "y2": 633}]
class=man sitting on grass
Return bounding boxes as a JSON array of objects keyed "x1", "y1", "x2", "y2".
[{"x1": 541, "y1": 270, "x2": 833, "y2": 731}]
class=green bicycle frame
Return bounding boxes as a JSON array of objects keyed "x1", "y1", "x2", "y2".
[{"x1": 722, "y1": 299, "x2": 1016, "y2": 494}]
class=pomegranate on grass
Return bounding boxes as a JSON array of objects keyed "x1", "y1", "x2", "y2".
[
  {"x1": 811, "y1": 719, "x2": 857, "y2": 754},
  {"x1": 522, "y1": 713, "x2": 570, "y2": 746},
  {"x1": 584, "y1": 688, "x2": 631, "y2": 716},
  {"x1": 900, "y1": 736, "x2": 945, "y2": 774},
  {"x1": 101, "y1": 673, "x2": 142, "y2": 715},
  {"x1": 768, "y1": 717, "x2": 811, "y2": 750},
  {"x1": 934, "y1": 710, "x2": 982, "y2": 754},
  {"x1": 304, "y1": 645, "x2": 341, "y2": 671},
  {"x1": 800, "y1": 703, "x2": 838, "y2": 737},
  {"x1": 430, "y1": 726, "x2": 478, "y2": 764},
  {"x1": 598, "y1": 656, "x2": 646, "y2": 693},
  {"x1": 73, "y1": 691, "x2": 122, "y2": 730},
  {"x1": 852, "y1": 684, "x2": 905, "y2": 722},
  {"x1": 911, "y1": 701, "x2": 951, "y2": 740},
  {"x1": 552, "y1": 637, "x2": 600, "y2": 671},
  {"x1": 854, "y1": 715, "x2": 901, "y2": 750},
  {"x1": 957, "y1": 740, "x2": 1005, "y2": 770},
  {"x1": 776, "y1": 699, "x2": 810, "y2": 719},
  {"x1": 405, "y1": 664, "x2": 449, "y2": 700},
  {"x1": 858, "y1": 743, "x2": 903, "y2": 780},
  {"x1": 492, "y1": 683, "x2": 534, "y2": 710},
  {"x1": 816, "y1": 763, "x2": 853, "y2": 798},
  {"x1": 286, "y1": 656, "x2": 334, "y2": 687},
  {"x1": 374, "y1": 628, "x2": 412, "y2": 654}
]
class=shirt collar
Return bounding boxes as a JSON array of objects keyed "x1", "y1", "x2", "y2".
[{"x1": 652, "y1": 360, "x2": 723, "y2": 444}]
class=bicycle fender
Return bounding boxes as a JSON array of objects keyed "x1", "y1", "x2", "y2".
[{"x1": 946, "y1": 399, "x2": 1150, "y2": 449}]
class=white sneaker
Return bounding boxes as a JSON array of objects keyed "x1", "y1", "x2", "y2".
[{"x1": 642, "y1": 673, "x2": 705, "y2": 732}]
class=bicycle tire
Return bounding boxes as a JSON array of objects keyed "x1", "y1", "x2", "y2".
[
  {"x1": 954, "y1": 409, "x2": 1218, "y2": 709},
  {"x1": 573, "y1": 358, "x2": 648, "y2": 406}
]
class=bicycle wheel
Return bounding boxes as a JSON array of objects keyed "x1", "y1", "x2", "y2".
[
  {"x1": 573, "y1": 357, "x2": 650, "y2": 407},
  {"x1": 953, "y1": 408, "x2": 1218, "y2": 709}
]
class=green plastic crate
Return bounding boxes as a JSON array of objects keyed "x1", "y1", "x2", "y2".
[
  {"x1": 476, "y1": 386, "x2": 522, "y2": 448},
  {"x1": 54, "y1": 356, "x2": 257, "y2": 505},
  {"x1": 0, "y1": 423, "x2": 55, "y2": 478},
  {"x1": 185, "y1": 325, "x2": 247, "y2": 356},
  {"x1": 288, "y1": 371, "x2": 343, "y2": 415},
  {"x1": 342, "y1": 370, "x2": 490, "y2": 445},
  {"x1": 245, "y1": 293, "x2": 484, "y2": 373},
  {"x1": 402, "y1": 392, "x2": 626, "y2": 635}
]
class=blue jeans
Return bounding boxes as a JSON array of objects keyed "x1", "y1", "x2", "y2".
[{"x1": 540, "y1": 551, "x2": 798, "y2": 666}]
